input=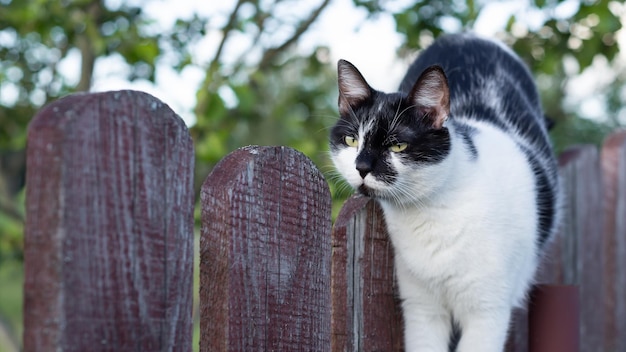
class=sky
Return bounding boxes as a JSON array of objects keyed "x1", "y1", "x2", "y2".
[{"x1": 75, "y1": 0, "x2": 625, "y2": 125}]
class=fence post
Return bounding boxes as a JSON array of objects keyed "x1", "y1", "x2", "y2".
[
  {"x1": 200, "y1": 146, "x2": 332, "y2": 351},
  {"x1": 531, "y1": 145, "x2": 605, "y2": 351},
  {"x1": 528, "y1": 285, "x2": 579, "y2": 352},
  {"x1": 600, "y1": 130, "x2": 626, "y2": 352},
  {"x1": 331, "y1": 196, "x2": 403, "y2": 352},
  {"x1": 23, "y1": 90, "x2": 195, "y2": 351}
]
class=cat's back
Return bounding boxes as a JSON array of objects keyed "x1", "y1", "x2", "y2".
[
  {"x1": 399, "y1": 33, "x2": 561, "y2": 248},
  {"x1": 399, "y1": 34, "x2": 540, "y2": 114},
  {"x1": 399, "y1": 34, "x2": 547, "y2": 145}
]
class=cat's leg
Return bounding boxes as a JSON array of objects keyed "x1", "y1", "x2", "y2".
[
  {"x1": 396, "y1": 259, "x2": 451, "y2": 352},
  {"x1": 402, "y1": 298, "x2": 452, "y2": 352},
  {"x1": 455, "y1": 307, "x2": 511, "y2": 352}
]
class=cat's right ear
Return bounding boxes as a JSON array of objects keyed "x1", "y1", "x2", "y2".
[{"x1": 337, "y1": 59, "x2": 372, "y2": 116}]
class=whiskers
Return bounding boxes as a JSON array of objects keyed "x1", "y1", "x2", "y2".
[
  {"x1": 377, "y1": 178, "x2": 432, "y2": 212},
  {"x1": 320, "y1": 161, "x2": 356, "y2": 198},
  {"x1": 324, "y1": 160, "x2": 432, "y2": 213}
]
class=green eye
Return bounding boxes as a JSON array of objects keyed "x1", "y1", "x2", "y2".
[
  {"x1": 345, "y1": 136, "x2": 358, "y2": 148},
  {"x1": 390, "y1": 143, "x2": 408, "y2": 152}
]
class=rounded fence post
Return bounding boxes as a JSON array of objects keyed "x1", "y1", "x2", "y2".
[
  {"x1": 601, "y1": 130, "x2": 626, "y2": 352},
  {"x1": 200, "y1": 146, "x2": 332, "y2": 351},
  {"x1": 24, "y1": 90, "x2": 195, "y2": 351}
]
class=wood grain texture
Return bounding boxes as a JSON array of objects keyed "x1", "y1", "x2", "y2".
[
  {"x1": 24, "y1": 90, "x2": 195, "y2": 351},
  {"x1": 558, "y1": 145, "x2": 604, "y2": 351},
  {"x1": 600, "y1": 130, "x2": 626, "y2": 352},
  {"x1": 331, "y1": 196, "x2": 403, "y2": 352},
  {"x1": 200, "y1": 146, "x2": 332, "y2": 352},
  {"x1": 510, "y1": 146, "x2": 602, "y2": 351}
]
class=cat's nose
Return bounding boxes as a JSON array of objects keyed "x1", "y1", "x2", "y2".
[{"x1": 356, "y1": 161, "x2": 372, "y2": 179}]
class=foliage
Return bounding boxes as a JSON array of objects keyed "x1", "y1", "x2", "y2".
[
  {"x1": 0, "y1": 0, "x2": 625, "y2": 349},
  {"x1": 0, "y1": 0, "x2": 161, "y2": 147}
]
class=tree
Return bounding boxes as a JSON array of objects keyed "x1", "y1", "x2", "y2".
[
  {"x1": 0, "y1": 0, "x2": 624, "y2": 349},
  {"x1": 191, "y1": 0, "x2": 334, "y2": 186},
  {"x1": 0, "y1": 0, "x2": 164, "y2": 257}
]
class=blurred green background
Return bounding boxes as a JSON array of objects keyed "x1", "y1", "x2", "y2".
[{"x1": 1, "y1": 0, "x2": 625, "y2": 350}]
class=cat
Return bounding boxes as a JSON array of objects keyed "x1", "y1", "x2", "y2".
[{"x1": 329, "y1": 33, "x2": 561, "y2": 352}]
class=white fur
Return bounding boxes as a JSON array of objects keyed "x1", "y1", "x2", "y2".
[{"x1": 331, "y1": 122, "x2": 539, "y2": 352}]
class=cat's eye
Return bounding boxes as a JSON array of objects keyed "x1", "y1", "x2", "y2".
[
  {"x1": 345, "y1": 136, "x2": 358, "y2": 148},
  {"x1": 390, "y1": 143, "x2": 408, "y2": 153}
]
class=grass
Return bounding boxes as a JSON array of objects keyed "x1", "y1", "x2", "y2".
[{"x1": 0, "y1": 258, "x2": 23, "y2": 352}]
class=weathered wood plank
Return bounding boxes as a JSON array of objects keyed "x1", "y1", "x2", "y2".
[
  {"x1": 532, "y1": 145, "x2": 604, "y2": 350},
  {"x1": 200, "y1": 146, "x2": 332, "y2": 351},
  {"x1": 562, "y1": 145, "x2": 604, "y2": 351},
  {"x1": 331, "y1": 196, "x2": 403, "y2": 352},
  {"x1": 509, "y1": 145, "x2": 604, "y2": 351},
  {"x1": 24, "y1": 90, "x2": 195, "y2": 351},
  {"x1": 600, "y1": 130, "x2": 626, "y2": 352}
]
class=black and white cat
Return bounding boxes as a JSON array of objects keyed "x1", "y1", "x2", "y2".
[{"x1": 329, "y1": 34, "x2": 561, "y2": 351}]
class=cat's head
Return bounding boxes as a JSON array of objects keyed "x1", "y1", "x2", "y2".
[{"x1": 330, "y1": 59, "x2": 452, "y2": 206}]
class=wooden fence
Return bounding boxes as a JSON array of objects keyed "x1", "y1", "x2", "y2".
[{"x1": 22, "y1": 91, "x2": 626, "y2": 351}]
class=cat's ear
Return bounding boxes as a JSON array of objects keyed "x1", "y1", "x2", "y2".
[
  {"x1": 337, "y1": 59, "x2": 372, "y2": 116},
  {"x1": 409, "y1": 65, "x2": 450, "y2": 129}
]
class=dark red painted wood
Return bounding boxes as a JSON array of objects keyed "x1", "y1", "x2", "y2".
[
  {"x1": 200, "y1": 146, "x2": 332, "y2": 352},
  {"x1": 24, "y1": 90, "x2": 195, "y2": 351},
  {"x1": 600, "y1": 130, "x2": 626, "y2": 352},
  {"x1": 331, "y1": 196, "x2": 404, "y2": 352},
  {"x1": 529, "y1": 285, "x2": 580, "y2": 352}
]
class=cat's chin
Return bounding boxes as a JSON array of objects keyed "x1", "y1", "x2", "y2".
[
  {"x1": 356, "y1": 185, "x2": 412, "y2": 207},
  {"x1": 357, "y1": 184, "x2": 373, "y2": 197},
  {"x1": 357, "y1": 184, "x2": 394, "y2": 203},
  {"x1": 350, "y1": 177, "x2": 399, "y2": 203}
]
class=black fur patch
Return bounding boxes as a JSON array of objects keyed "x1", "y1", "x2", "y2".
[
  {"x1": 520, "y1": 145, "x2": 557, "y2": 248},
  {"x1": 448, "y1": 318, "x2": 462, "y2": 352},
  {"x1": 453, "y1": 123, "x2": 478, "y2": 160}
]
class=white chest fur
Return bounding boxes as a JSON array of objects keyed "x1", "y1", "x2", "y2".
[{"x1": 381, "y1": 122, "x2": 538, "y2": 327}]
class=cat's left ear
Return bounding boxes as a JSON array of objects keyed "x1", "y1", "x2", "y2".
[{"x1": 409, "y1": 65, "x2": 450, "y2": 129}]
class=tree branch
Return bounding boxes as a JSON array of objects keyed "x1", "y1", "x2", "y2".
[
  {"x1": 257, "y1": 0, "x2": 331, "y2": 71},
  {"x1": 195, "y1": 0, "x2": 246, "y2": 119},
  {"x1": 209, "y1": 0, "x2": 247, "y2": 72},
  {"x1": 231, "y1": 2, "x2": 270, "y2": 76},
  {"x1": 75, "y1": 1, "x2": 102, "y2": 91}
]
